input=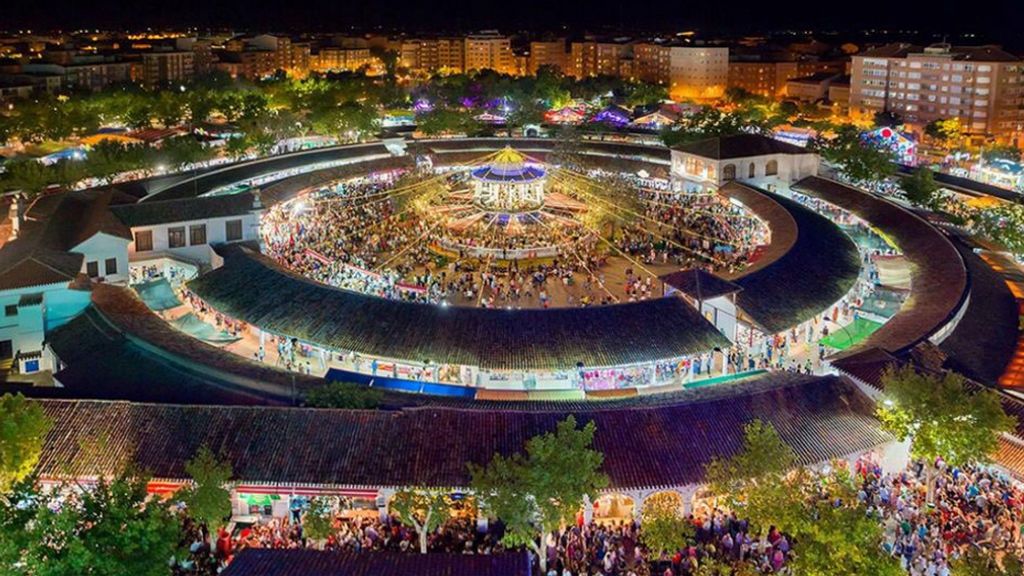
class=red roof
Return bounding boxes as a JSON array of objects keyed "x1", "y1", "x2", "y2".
[{"x1": 33, "y1": 374, "x2": 889, "y2": 491}]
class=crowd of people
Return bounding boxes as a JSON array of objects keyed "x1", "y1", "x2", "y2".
[
  {"x1": 172, "y1": 461, "x2": 1022, "y2": 576},
  {"x1": 261, "y1": 166, "x2": 768, "y2": 310}
]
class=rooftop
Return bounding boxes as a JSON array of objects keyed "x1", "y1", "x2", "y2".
[
  {"x1": 187, "y1": 243, "x2": 731, "y2": 371},
  {"x1": 671, "y1": 134, "x2": 811, "y2": 161},
  {"x1": 31, "y1": 374, "x2": 889, "y2": 490}
]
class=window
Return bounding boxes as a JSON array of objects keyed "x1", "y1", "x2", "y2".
[
  {"x1": 225, "y1": 219, "x2": 243, "y2": 242},
  {"x1": 748, "y1": 163, "x2": 756, "y2": 178},
  {"x1": 4, "y1": 305, "x2": 17, "y2": 317},
  {"x1": 189, "y1": 224, "x2": 207, "y2": 246},
  {"x1": 104, "y1": 258, "x2": 118, "y2": 276},
  {"x1": 134, "y1": 230, "x2": 153, "y2": 252},
  {"x1": 765, "y1": 160, "x2": 779, "y2": 176},
  {"x1": 721, "y1": 164, "x2": 736, "y2": 181},
  {"x1": 168, "y1": 227, "x2": 186, "y2": 248},
  {"x1": 86, "y1": 261, "x2": 99, "y2": 278}
]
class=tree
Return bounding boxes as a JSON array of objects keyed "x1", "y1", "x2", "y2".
[
  {"x1": 900, "y1": 166, "x2": 941, "y2": 210},
  {"x1": 305, "y1": 381, "x2": 384, "y2": 409},
  {"x1": 179, "y1": 446, "x2": 233, "y2": 544},
  {"x1": 981, "y1": 145, "x2": 1021, "y2": 163},
  {"x1": 159, "y1": 136, "x2": 213, "y2": 171},
  {"x1": 872, "y1": 110, "x2": 903, "y2": 128},
  {"x1": 470, "y1": 416, "x2": 607, "y2": 573},
  {"x1": 391, "y1": 488, "x2": 451, "y2": 553},
  {"x1": 0, "y1": 158, "x2": 57, "y2": 196},
  {"x1": 1, "y1": 472, "x2": 183, "y2": 576},
  {"x1": 639, "y1": 493, "x2": 692, "y2": 556},
  {"x1": 0, "y1": 393, "x2": 52, "y2": 493},
  {"x1": 951, "y1": 548, "x2": 1023, "y2": 575},
  {"x1": 704, "y1": 420, "x2": 804, "y2": 539},
  {"x1": 787, "y1": 469, "x2": 903, "y2": 576},
  {"x1": 876, "y1": 366, "x2": 1016, "y2": 503},
  {"x1": 302, "y1": 496, "x2": 337, "y2": 549},
  {"x1": 973, "y1": 203, "x2": 1024, "y2": 258},
  {"x1": 814, "y1": 125, "x2": 897, "y2": 183},
  {"x1": 925, "y1": 117, "x2": 964, "y2": 150}
]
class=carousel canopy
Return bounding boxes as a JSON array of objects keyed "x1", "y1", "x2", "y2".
[{"x1": 470, "y1": 147, "x2": 546, "y2": 183}]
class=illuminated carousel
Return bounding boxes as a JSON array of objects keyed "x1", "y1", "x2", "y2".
[{"x1": 419, "y1": 146, "x2": 591, "y2": 260}]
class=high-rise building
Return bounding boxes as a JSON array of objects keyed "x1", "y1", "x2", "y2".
[
  {"x1": 314, "y1": 47, "x2": 373, "y2": 73},
  {"x1": 142, "y1": 50, "x2": 194, "y2": 88},
  {"x1": 398, "y1": 37, "x2": 465, "y2": 74},
  {"x1": 850, "y1": 43, "x2": 1024, "y2": 144},
  {"x1": 464, "y1": 32, "x2": 514, "y2": 74},
  {"x1": 668, "y1": 46, "x2": 729, "y2": 100},
  {"x1": 527, "y1": 39, "x2": 567, "y2": 75}
]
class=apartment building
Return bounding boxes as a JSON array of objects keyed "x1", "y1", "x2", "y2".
[
  {"x1": 728, "y1": 60, "x2": 800, "y2": 98},
  {"x1": 850, "y1": 43, "x2": 1024, "y2": 143},
  {"x1": 399, "y1": 37, "x2": 465, "y2": 74},
  {"x1": 633, "y1": 42, "x2": 670, "y2": 85},
  {"x1": 314, "y1": 47, "x2": 373, "y2": 73},
  {"x1": 668, "y1": 46, "x2": 729, "y2": 101},
  {"x1": 569, "y1": 40, "x2": 631, "y2": 78},
  {"x1": 464, "y1": 32, "x2": 515, "y2": 74},
  {"x1": 527, "y1": 39, "x2": 568, "y2": 75},
  {"x1": 142, "y1": 50, "x2": 194, "y2": 88}
]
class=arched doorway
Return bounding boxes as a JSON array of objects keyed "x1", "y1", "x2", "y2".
[
  {"x1": 765, "y1": 159, "x2": 779, "y2": 176},
  {"x1": 722, "y1": 163, "x2": 737, "y2": 181},
  {"x1": 748, "y1": 162, "x2": 756, "y2": 178},
  {"x1": 641, "y1": 491, "x2": 684, "y2": 523},
  {"x1": 592, "y1": 494, "x2": 636, "y2": 525}
]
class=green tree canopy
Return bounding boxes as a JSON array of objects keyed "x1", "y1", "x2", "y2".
[
  {"x1": 877, "y1": 366, "x2": 1016, "y2": 502},
  {"x1": 814, "y1": 125, "x2": 897, "y2": 183},
  {"x1": 900, "y1": 166, "x2": 941, "y2": 210},
  {"x1": 304, "y1": 381, "x2": 384, "y2": 409},
  {"x1": 391, "y1": 488, "x2": 452, "y2": 553},
  {"x1": 179, "y1": 446, "x2": 233, "y2": 542},
  {"x1": 1, "y1": 471, "x2": 183, "y2": 576},
  {"x1": 639, "y1": 493, "x2": 693, "y2": 556},
  {"x1": 302, "y1": 496, "x2": 337, "y2": 548},
  {"x1": 0, "y1": 393, "x2": 52, "y2": 493},
  {"x1": 470, "y1": 415, "x2": 607, "y2": 573}
]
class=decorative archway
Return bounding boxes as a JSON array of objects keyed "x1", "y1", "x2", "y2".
[
  {"x1": 592, "y1": 493, "x2": 636, "y2": 524},
  {"x1": 722, "y1": 163, "x2": 737, "y2": 181},
  {"x1": 765, "y1": 159, "x2": 779, "y2": 176},
  {"x1": 641, "y1": 490, "x2": 685, "y2": 522}
]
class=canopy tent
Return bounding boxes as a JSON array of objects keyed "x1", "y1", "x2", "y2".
[
  {"x1": 132, "y1": 278, "x2": 183, "y2": 311},
  {"x1": 820, "y1": 317, "x2": 884, "y2": 351},
  {"x1": 170, "y1": 313, "x2": 242, "y2": 344}
]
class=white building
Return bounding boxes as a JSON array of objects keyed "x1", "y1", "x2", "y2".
[
  {"x1": 0, "y1": 189, "x2": 262, "y2": 376},
  {"x1": 669, "y1": 133, "x2": 819, "y2": 191}
]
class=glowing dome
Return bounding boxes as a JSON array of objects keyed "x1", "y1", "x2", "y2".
[{"x1": 470, "y1": 147, "x2": 547, "y2": 212}]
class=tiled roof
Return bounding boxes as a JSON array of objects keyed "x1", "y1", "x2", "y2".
[
  {"x1": 48, "y1": 284, "x2": 323, "y2": 404},
  {"x1": 31, "y1": 375, "x2": 889, "y2": 490},
  {"x1": 937, "y1": 243, "x2": 1019, "y2": 386},
  {"x1": 660, "y1": 269, "x2": 742, "y2": 300},
  {"x1": 671, "y1": 134, "x2": 810, "y2": 160},
  {"x1": 221, "y1": 549, "x2": 531, "y2": 576},
  {"x1": 793, "y1": 177, "x2": 967, "y2": 356},
  {"x1": 995, "y1": 437, "x2": 1024, "y2": 481},
  {"x1": 188, "y1": 244, "x2": 730, "y2": 371},
  {"x1": 110, "y1": 193, "x2": 257, "y2": 227},
  {"x1": 726, "y1": 183, "x2": 861, "y2": 334}
]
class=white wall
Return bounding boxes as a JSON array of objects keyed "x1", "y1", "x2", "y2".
[
  {"x1": 74, "y1": 233, "x2": 130, "y2": 284},
  {"x1": 127, "y1": 213, "x2": 260, "y2": 265}
]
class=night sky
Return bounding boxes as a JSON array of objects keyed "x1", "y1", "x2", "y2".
[{"x1": 4, "y1": 0, "x2": 1021, "y2": 47}]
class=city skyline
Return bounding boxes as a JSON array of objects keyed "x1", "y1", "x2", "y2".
[{"x1": 3, "y1": 0, "x2": 1021, "y2": 48}]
